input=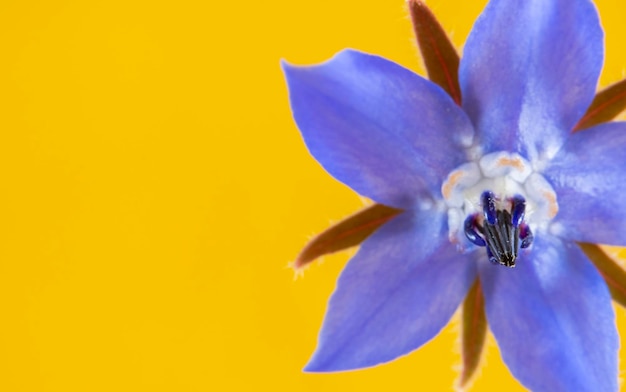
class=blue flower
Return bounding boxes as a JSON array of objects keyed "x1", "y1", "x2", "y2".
[{"x1": 282, "y1": 0, "x2": 626, "y2": 390}]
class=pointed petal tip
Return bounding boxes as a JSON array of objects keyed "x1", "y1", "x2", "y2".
[
  {"x1": 302, "y1": 358, "x2": 325, "y2": 373},
  {"x1": 303, "y1": 350, "x2": 387, "y2": 373},
  {"x1": 280, "y1": 58, "x2": 298, "y2": 74},
  {"x1": 302, "y1": 364, "x2": 317, "y2": 373},
  {"x1": 282, "y1": 49, "x2": 473, "y2": 207},
  {"x1": 302, "y1": 353, "x2": 349, "y2": 373},
  {"x1": 281, "y1": 49, "x2": 362, "y2": 71}
]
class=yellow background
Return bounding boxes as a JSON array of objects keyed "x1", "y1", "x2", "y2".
[{"x1": 1, "y1": 0, "x2": 625, "y2": 390}]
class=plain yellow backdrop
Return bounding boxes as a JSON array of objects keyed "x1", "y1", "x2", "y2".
[{"x1": 0, "y1": 0, "x2": 625, "y2": 391}]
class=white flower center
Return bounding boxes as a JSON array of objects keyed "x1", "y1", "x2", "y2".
[{"x1": 441, "y1": 151, "x2": 558, "y2": 252}]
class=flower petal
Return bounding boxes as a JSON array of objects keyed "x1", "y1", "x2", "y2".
[
  {"x1": 544, "y1": 122, "x2": 626, "y2": 245},
  {"x1": 459, "y1": 0, "x2": 603, "y2": 161},
  {"x1": 479, "y1": 235, "x2": 618, "y2": 392},
  {"x1": 282, "y1": 50, "x2": 474, "y2": 208},
  {"x1": 305, "y1": 209, "x2": 477, "y2": 371}
]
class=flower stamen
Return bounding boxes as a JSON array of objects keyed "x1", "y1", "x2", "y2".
[
  {"x1": 442, "y1": 151, "x2": 555, "y2": 262},
  {"x1": 464, "y1": 214, "x2": 486, "y2": 247},
  {"x1": 463, "y1": 191, "x2": 534, "y2": 267},
  {"x1": 520, "y1": 223, "x2": 534, "y2": 249}
]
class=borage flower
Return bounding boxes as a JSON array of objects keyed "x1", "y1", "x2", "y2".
[{"x1": 282, "y1": 0, "x2": 626, "y2": 390}]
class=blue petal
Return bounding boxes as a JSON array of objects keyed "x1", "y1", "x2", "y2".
[
  {"x1": 282, "y1": 50, "x2": 474, "y2": 208},
  {"x1": 460, "y1": 0, "x2": 603, "y2": 161},
  {"x1": 480, "y1": 235, "x2": 618, "y2": 392},
  {"x1": 305, "y1": 209, "x2": 477, "y2": 371},
  {"x1": 544, "y1": 122, "x2": 626, "y2": 245}
]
